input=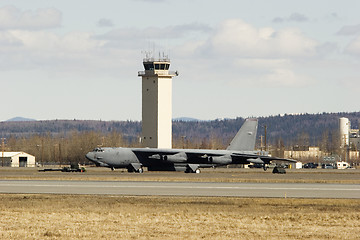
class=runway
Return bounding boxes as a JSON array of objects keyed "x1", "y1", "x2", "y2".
[{"x1": 0, "y1": 180, "x2": 359, "y2": 198}]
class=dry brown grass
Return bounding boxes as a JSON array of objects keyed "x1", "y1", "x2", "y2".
[{"x1": 0, "y1": 194, "x2": 359, "y2": 239}]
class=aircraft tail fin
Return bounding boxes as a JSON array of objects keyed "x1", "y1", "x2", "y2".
[{"x1": 226, "y1": 118, "x2": 258, "y2": 151}]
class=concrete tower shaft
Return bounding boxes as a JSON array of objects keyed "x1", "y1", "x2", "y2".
[{"x1": 138, "y1": 56, "x2": 178, "y2": 148}]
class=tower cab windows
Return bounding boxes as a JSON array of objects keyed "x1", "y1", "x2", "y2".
[
  {"x1": 143, "y1": 62, "x2": 170, "y2": 70},
  {"x1": 144, "y1": 63, "x2": 154, "y2": 70}
]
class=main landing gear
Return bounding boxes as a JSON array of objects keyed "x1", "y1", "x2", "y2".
[
  {"x1": 185, "y1": 164, "x2": 201, "y2": 173},
  {"x1": 127, "y1": 163, "x2": 144, "y2": 173}
]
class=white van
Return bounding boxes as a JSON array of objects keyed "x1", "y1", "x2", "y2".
[{"x1": 336, "y1": 161, "x2": 350, "y2": 169}]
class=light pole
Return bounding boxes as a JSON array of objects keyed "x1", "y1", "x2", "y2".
[{"x1": 1, "y1": 138, "x2": 5, "y2": 167}]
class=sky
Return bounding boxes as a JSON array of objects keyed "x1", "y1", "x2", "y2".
[{"x1": 1, "y1": 0, "x2": 360, "y2": 121}]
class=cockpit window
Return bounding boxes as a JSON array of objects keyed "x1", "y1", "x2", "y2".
[{"x1": 93, "y1": 148, "x2": 104, "y2": 152}]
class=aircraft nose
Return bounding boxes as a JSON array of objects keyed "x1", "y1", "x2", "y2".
[{"x1": 85, "y1": 152, "x2": 95, "y2": 161}]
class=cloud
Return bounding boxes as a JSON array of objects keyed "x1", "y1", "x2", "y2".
[
  {"x1": 0, "y1": 6, "x2": 61, "y2": 30},
  {"x1": 273, "y1": 12, "x2": 309, "y2": 23},
  {"x1": 9, "y1": 30, "x2": 102, "y2": 52},
  {"x1": 272, "y1": 17, "x2": 284, "y2": 23},
  {"x1": 288, "y1": 13, "x2": 309, "y2": 22},
  {"x1": 207, "y1": 19, "x2": 318, "y2": 58},
  {"x1": 337, "y1": 24, "x2": 360, "y2": 36},
  {"x1": 329, "y1": 12, "x2": 340, "y2": 20},
  {"x1": 345, "y1": 36, "x2": 360, "y2": 56},
  {"x1": 97, "y1": 18, "x2": 114, "y2": 27},
  {"x1": 95, "y1": 23, "x2": 212, "y2": 50},
  {"x1": 0, "y1": 31, "x2": 23, "y2": 47},
  {"x1": 0, "y1": 18, "x2": 318, "y2": 89},
  {"x1": 175, "y1": 40, "x2": 206, "y2": 57},
  {"x1": 331, "y1": 12, "x2": 339, "y2": 18},
  {"x1": 172, "y1": 19, "x2": 318, "y2": 88},
  {"x1": 0, "y1": 30, "x2": 110, "y2": 73},
  {"x1": 316, "y1": 42, "x2": 339, "y2": 56},
  {"x1": 97, "y1": 23, "x2": 211, "y2": 41},
  {"x1": 262, "y1": 68, "x2": 311, "y2": 86},
  {"x1": 230, "y1": 59, "x2": 312, "y2": 87},
  {"x1": 133, "y1": 0, "x2": 166, "y2": 2},
  {"x1": 234, "y1": 58, "x2": 291, "y2": 70}
]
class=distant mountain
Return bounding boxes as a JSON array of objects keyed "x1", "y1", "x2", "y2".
[{"x1": 6, "y1": 117, "x2": 36, "y2": 122}]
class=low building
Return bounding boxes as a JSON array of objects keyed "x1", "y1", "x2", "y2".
[
  {"x1": 284, "y1": 146, "x2": 322, "y2": 162},
  {"x1": 0, "y1": 152, "x2": 36, "y2": 167},
  {"x1": 295, "y1": 162, "x2": 303, "y2": 169}
]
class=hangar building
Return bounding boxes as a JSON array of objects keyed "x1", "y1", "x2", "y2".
[{"x1": 0, "y1": 152, "x2": 36, "y2": 167}]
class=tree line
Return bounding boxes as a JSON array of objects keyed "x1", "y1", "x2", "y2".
[
  {"x1": 2, "y1": 131, "x2": 227, "y2": 165},
  {"x1": 2, "y1": 111, "x2": 360, "y2": 164},
  {"x1": 2, "y1": 112, "x2": 360, "y2": 146}
]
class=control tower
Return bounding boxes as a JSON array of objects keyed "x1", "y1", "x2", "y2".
[{"x1": 138, "y1": 53, "x2": 178, "y2": 148}]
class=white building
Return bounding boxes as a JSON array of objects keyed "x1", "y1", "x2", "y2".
[
  {"x1": 284, "y1": 146, "x2": 322, "y2": 161},
  {"x1": 339, "y1": 117, "x2": 350, "y2": 148},
  {"x1": 138, "y1": 54, "x2": 178, "y2": 148},
  {"x1": 0, "y1": 152, "x2": 36, "y2": 167}
]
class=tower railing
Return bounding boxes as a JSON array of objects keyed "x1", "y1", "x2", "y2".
[{"x1": 138, "y1": 70, "x2": 178, "y2": 76}]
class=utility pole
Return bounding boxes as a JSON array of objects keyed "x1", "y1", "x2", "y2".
[
  {"x1": 1, "y1": 138, "x2": 4, "y2": 167},
  {"x1": 59, "y1": 142, "x2": 62, "y2": 166},
  {"x1": 264, "y1": 125, "x2": 267, "y2": 152},
  {"x1": 41, "y1": 138, "x2": 44, "y2": 166}
]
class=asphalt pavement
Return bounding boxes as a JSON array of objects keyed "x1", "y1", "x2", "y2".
[{"x1": 0, "y1": 180, "x2": 359, "y2": 198}]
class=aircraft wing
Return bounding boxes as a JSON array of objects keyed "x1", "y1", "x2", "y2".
[
  {"x1": 131, "y1": 148, "x2": 295, "y2": 165},
  {"x1": 132, "y1": 148, "x2": 181, "y2": 157},
  {"x1": 132, "y1": 148, "x2": 225, "y2": 163},
  {"x1": 230, "y1": 153, "x2": 296, "y2": 164},
  {"x1": 132, "y1": 148, "x2": 224, "y2": 157}
]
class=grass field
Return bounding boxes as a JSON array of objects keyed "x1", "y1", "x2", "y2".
[{"x1": 0, "y1": 194, "x2": 359, "y2": 239}]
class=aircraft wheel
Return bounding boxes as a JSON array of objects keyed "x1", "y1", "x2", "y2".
[
  {"x1": 137, "y1": 168, "x2": 144, "y2": 173},
  {"x1": 195, "y1": 168, "x2": 201, "y2": 174}
]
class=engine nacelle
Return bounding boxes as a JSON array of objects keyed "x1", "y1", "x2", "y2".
[
  {"x1": 248, "y1": 158, "x2": 268, "y2": 171},
  {"x1": 247, "y1": 158, "x2": 264, "y2": 164},
  {"x1": 163, "y1": 153, "x2": 187, "y2": 163},
  {"x1": 209, "y1": 156, "x2": 231, "y2": 165}
]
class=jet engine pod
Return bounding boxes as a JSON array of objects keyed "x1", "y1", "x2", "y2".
[
  {"x1": 247, "y1": 157, "x2": 264, "y2": 164},
  {"x1": 163, "y1": 153, "x2": 187, "y2": 163},
  {"x1": 209, "y1": 156, "x2": 232, "y2": 165}
]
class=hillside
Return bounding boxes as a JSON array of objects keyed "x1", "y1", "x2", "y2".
[
  {"x1": 6, "y1": 117, "x2": 36, "y2": 122},
  {"x1": 1, "y1": 112, "x2": 360, "y2": 147}
]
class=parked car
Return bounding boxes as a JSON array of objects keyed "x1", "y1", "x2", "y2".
[
  {"x1": 303, "y1": 162, "x2": 318, "y2": 168},
  {"x1": 248, "y1": 163, "x2": 263, "y2": 168},
  {"x1": 321, "y1": 163, "x2": 335, "y2": 169}
]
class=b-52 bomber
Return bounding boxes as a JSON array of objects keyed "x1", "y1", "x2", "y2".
[{"x1": 85, "y1": 118, "x2": 295, "y2": 173}]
